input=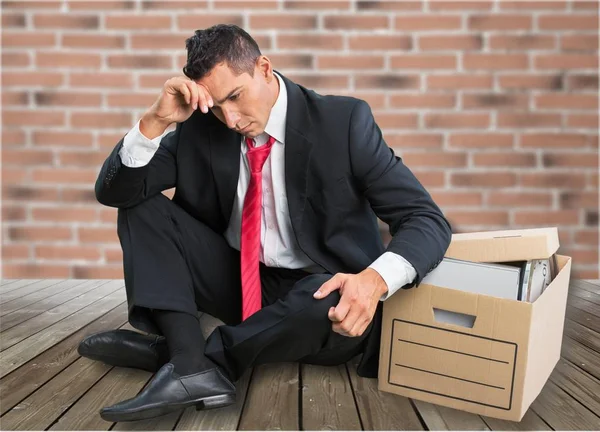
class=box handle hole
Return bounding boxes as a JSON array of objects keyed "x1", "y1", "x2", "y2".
[{"x1": 433, "y1": 308, "x2": 476, "y2": 328}]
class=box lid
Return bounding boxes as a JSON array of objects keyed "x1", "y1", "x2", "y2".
[{"x1": 445, "y1": 227, "x2": 559, "y2": 263}]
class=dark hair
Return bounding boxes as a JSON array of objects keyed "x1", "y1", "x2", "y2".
[{"x1": 183, "y1": 24, "x2": 262, "y2": 80}]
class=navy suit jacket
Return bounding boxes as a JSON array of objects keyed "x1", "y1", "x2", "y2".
[{"x1": 96, "y1": 72, "x2": 452, "y2": 378}]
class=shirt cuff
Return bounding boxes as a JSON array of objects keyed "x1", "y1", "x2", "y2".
[
  {"x1": 118, "y1": 119, "x2": 167, "y2": 168},
  {"x1": 368, "y1": 252, "x2": 417, "y2": 301}
]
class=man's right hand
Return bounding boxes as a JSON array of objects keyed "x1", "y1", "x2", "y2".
[{"x1": 140, "y1": 76, "x2": 213, "y2": 139}]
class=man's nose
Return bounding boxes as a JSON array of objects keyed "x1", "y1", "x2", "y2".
[{"x1": 223, "y1": 108, "x2": 240, "y2": 129}]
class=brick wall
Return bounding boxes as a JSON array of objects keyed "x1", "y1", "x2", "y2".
[{"x1": 1, "y1": 0, "x2": 598, "y2": 280}]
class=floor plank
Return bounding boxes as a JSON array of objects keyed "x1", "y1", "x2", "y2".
[
  {"x1": 412, "y1": 401, "x2": 490, "y2": 431},
  {"x1": 565, "y1": 304, "x2": 600, "y2": 333},
  {"x1": 1, "y1": 280, "x2": 107, "y2": 329},
  {"x1": 563, "y1": 318, "x2": 600, "y2": 354},
  {"x1": 0, "y1": 302, "x2": 128, "y2": 415},
  {"x1": 0, "y1": 286, "x2": 126, "y2": 378},
  {"x1": 238, "y1": 363, "x2": 299, "y2": 430},
  {"x1": 549, "y1": 358, "x2": 600, "y2": 416},
  {"x1": 531, "y1": 380, "x2": 600, "y2": 430},
  {"x1": 175, "y1": 368, "x2": 252, "y2": 431},
  {"x1": 301, "y1": 363, "x2": 361, "y2": 430},
  {"x1": 347, "y1": 357, "x2": 424, "y2": 430},
  {"x1": 561, "y1": 335, "x2": 600, "y2": 380},
  {"x1": 568, "y1": 294, "x2": 600, "y2": 317},
  {"x1": 0, "y1": 279, "x2": 39, "y2": 293},
  {"x1": 0, "y1": 279, "x2": 69, "y2": 304},
  {"x1": 481, "y1": 409, "x2": 551, "y2": 431},
  {"x1": 572, "y1": 280, "x2": 600, "y2": 294},
  {"x1": 0, "y1": 280, "x2": 124, "y2": 351},
  {"x1": 569, "y1": 285, "x2": 600, "y2": 306},
  {"x1": 0, "y1": 279, "x2": 24, "y2": 290}
]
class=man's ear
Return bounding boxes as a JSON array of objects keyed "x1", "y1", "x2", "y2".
[{"x1": 256, "y1": 55, "x2": 273, "y2": 81}]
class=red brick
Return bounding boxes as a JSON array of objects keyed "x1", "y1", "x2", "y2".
[
  {"x1": 489, "y1": 35, "x2": 555, "y2": 50},
  {"x1": 514, "y1": 210, "x2": 580, "y2": 225},
  {"x1": 98, "y1": 133, "x2": 129, "y2": 149},
  {"x1": 59, "y1": 150, "x2": 111, "y2": 166},
  {"x1": 391, "y1": 54, "x2": 456, "y2": 69},
  {"x1": 3, "y1": 244, "x2": 30, "y2": 260},
  {"x1": 372, "y1": 113, "x2": 419, "y2": 129},
  {"x1": 395, "y1": 15, "x2": 461, "y2": 30},
  {"x1": 498, "y1": 74, "x2": 563, "y2": 90},
  {"x1": 2, "y1": 71, "x2": 63, "y2": 86},
  {"x1": 61, "y1": 188, "x2": 97, "y2": 203},
  {"x1": 462, "y1": 93, "x2": 529, "y2": 109},
  {"x1": 177, "y1": 14, "x2": 243, "y2": 29},
  {"x1": 567, "y1": 114, "x2": 599, "y2": 128},
  {"x1": 425, "y1": 113, "x2": 489, "y2": 129},
  {"x1": 451, "y1": 173, "x2": 517, "y2": 187},
  {"x1": 138, "y1": 73, "x2": 175, "y2": 89},
  {"x1": 251, "y1": 14, "x2": 317, "y2": 29},
  {"x1": 106, "y1": 15, "x2": 171, "y2": 29},
  {"x1": 566, "y1": 74, "x2": 598, "y2": 90},
  {"x1": 2, "y1": 206, "x2": 27, "y2": 221},
  {"x1": 67, "y1": 0, "x2": 136, "y2": 9},
  {"x1": 2, "y1": 167, "x2": 27, "y2": 184},
  {"x1": 216, "y1": 0, "x2": 278, "y2": 8},
  {"x1": 130, "y1": 33, "x2": 189, "y2": 50},
  {"x1": 386, "y1": 134, "x2": 443, "y2": 150},
  {"x1": 2, "y1": 52, "x2": 30, "y2": 67},
  {"x1": 427, "y1": 74, "x2": 492, "y2": 90},
  {"x1": 324, "y1": 15, "x2": 388, "y2": 30},
  {"x1": 73, "y1": 265, "x2": 124, "y2": 279},
  {"x1": 2, "y1": 130, "x2": 25, "y2": 146},
  {"x1": 108, "y1": 54, "x2": 171, "y2": 69},
  {"x1": 519, "y1": 173, "x2": 586, "y2": 188},
  {"x1": 2, "y1": 13, "x2": 26, "y2": 27},
  {"x1": 37, "y1": 52, "x2": 101, "y2": 68},
  {"x1": 141, "y1": 0, "x2": 208, "y2": 9},
  {"x1": 336, "y1": 92, "x2": 385, "y2": 109},
  {"x1": 473, "y1": 152, "x2": 536, "y2": 167},
  {"x1": 402, "y1": 152, "x2": 467, "y2": 168},
  {"x1": 107, "y1": 93, "x2": 158, "y2": 108},
  {"x1": 3, "y1": 149, "x2": 54, "y2": 166},
  {"x1": 561, "y1": 35, "x2": 599, "y2": 52},
  {"x1": 349, "y1": 35, "x2": 411, "y2": 51},
  {"x1": 389, "y1": 94, "x2": 455, "y2": 108},
  {"x1": 78, "y1": 227, "x2": 118, "y2": 243},
  {"x1": 464, "y1": 54, "x2": 528, "y2": 70},
  {"x1": 430, "y1": 191, "x2": 483, "y2": 207},
  {"x1": 3, "y1": 110, "x2": 64, "y2": 127},
  {"x1": 412, "y1": 171, "x2": 445, "y2": 187},
  {"x1": 498, "y1": 1, "x2": 568, "y2": 9},
  {"x1": 539, "y1": 14, "x2": 598, "y2": 30},
  {"x1": 70, "y1": 72, "x2": 134, "y2": 88},
  {"x1": 468, "y1": 14, "x2": 532, "y2": 30},
  {"x1": 278, "y1": 34, "x2": 343, "y2": 50},
  {"x1": 574, "y1": 229, "x2": 599, "y2": 245},
  {"x1": 35, "y1": 245, "x2": 101, "y2": 260},
  {"x1": 284, "y1": 74, "x2": 349, "y2": 89},
  {"x1": 34, "y1": 91, "x2": 102, "y2": 107},
  {"x1": 2, "y1": 1, "x2": 62, "y2": 8},
  {"x1": 105, "y1": 248, "x2": 123, "y2": 263},
  {"x1": 100, "y1": 208, "x2": 118, "y2": 223},
  {"x1": 446, "y1": 211, "x2": 510, "y2": 226},
  {"x1": 560, "y1": 191, "x2": 599, "y2": 208},
  {"x1": 71, "y1": 112, "x2": 133, "y2": 129},
  {"x1": 31, "y1": 207, "x2": 97, "y2": 222},
  {"x1": 566, "y1": 249, "x2": 599, "y2": 265},
  {"x1": 62, "y1": 34, "x2": 125, "y2": 49},
  {"x1": 34, "y1": 13, "x2": 99, "y2": 28},
  {"x1": 573, "y1": 269, "x2": 600, "y2": 279},
  {"x1": 520, "y1": 133, "x2": 592, "y2": 149},
  {"x1": 33, "y1": 131, "x2": 93, "y2": 147},
  {"x1": 572, "y1": 0, "x2": 599, "y2": 10},
  {"x1": 3, "y1": 186, "x2": 60, "y2": 202},
  {"x1": 537, "y1": 92, "x2": 599, "y2": 109},
  {"x1": 535, "y1": 54, "x2": 598, "y2": 69},
  {"x1": 3, "y1": 264, "x2": 70, "y2": 279},
  {"x1": 429, "y1": 1, "x2": 491, "y2": 10},
  {"x1": 267, "y1": 54, "x2": 313, "y2": 69},
  {"x1": 488, "y1": 192, "x2": 553, "y2": 207},
  {"x1": 419, "y1": 35, "x2": 482, "y2": 51},
  {"x1": 2, "y1": 32, "x2": 56, "y2": 47},
  {"x1": 355, "y1": 74, "x2": 420, "y2": 89},
  {"x1": 32, "y1": 168, "x2": 98, "y2": 184},
  {"x1": 356, "y1": 0, "x2": 422, "y2": 10},
  {"x1": 497, "y1": 112, "x2": 561, "y2": 128},
  {"x1": 318, "y1": 55, "x2": 383, "y2": 70},
  {"x1": 2, "y1": 91, "x2": 28, "y2": 105},
  {"x1": 9, "y1": 226, "x2": 73, "y2": 241}
]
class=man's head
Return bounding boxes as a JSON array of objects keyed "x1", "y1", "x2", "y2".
[{"x1": 184, "y1": 24, "x2": 279, "y2": 138}]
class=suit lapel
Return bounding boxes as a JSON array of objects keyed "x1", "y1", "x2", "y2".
[{"x1": 209, "y1": 124, "x2": 241, "y2": 224}]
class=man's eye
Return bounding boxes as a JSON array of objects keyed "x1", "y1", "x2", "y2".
[{"x1": 230, "y1": 94, "x2": 239, "y2": 101}]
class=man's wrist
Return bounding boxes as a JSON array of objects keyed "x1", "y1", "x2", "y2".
[
  {"x1": 362, "y1": 268, "x2": 389, "y2": 297},
  {"x1": 140, "y1": 111, "x2": 171, "y2": 140}
]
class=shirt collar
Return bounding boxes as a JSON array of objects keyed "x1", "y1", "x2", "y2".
[{"x1": 263, "y1": 71, "x2": 287, "y2": 144}]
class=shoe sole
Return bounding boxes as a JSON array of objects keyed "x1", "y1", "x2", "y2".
[
  {"x1": 78, "y1": 346, "x2": 159, "y2": 373},
  {"x1": 100, "y1": 393, "x2": 236, "y2": 422}
]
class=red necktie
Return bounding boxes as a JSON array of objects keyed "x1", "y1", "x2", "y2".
[{"x1": 240, "y1": 135, "x2": 276, "y2": 320}]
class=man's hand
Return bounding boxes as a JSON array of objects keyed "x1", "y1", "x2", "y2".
[{"x1": 313, "y1": 268, "x2": 388, "y2": 337}]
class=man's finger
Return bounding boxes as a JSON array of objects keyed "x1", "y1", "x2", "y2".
[
  {"x1": 328, "y1": 294, "x2": 351, "y2": 323},
  {"x1": 313, "y1": 273, "x2": 344, "y2": 299}
]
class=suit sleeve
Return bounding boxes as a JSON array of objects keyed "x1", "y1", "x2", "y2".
[
  {"x1": 95, "y1": 122, "x2": 181, "y2": 209},
  {"x1": 348, "y1": 100, "x2": 452, "y2": 287}
]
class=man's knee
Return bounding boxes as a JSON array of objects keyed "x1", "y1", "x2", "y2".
[
  {"x1": 118, "y1": 193, "x2": 172, "y2": 220},
  {"x1": 288, "y1": 274, "x2": 341, "y2": 318}
]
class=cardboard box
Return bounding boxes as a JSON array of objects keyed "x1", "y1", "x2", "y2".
[{"x1": 378, "y1": 227, "x2": 571, "y2": 421}]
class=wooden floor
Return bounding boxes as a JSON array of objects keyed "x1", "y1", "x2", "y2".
[{"x1": 1, "y1": 279, "x2": 599, "y2": 431}]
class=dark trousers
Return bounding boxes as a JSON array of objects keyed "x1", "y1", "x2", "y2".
[{"x1": 117, "y1": 193, "x2": 372, "y2": 381}]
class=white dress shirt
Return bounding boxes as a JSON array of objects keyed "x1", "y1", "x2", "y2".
[{"x1": 118, "y1": 72, "x2": 416, "y2": 300}]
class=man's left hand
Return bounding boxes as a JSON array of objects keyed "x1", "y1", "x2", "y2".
[{"x1": 313, "y1": 268, "x2": 388, "y2": 337}]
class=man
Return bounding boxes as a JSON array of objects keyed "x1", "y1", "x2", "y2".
[{"x1": 81, "y1": 24, "x2": 451, "y2": 422}]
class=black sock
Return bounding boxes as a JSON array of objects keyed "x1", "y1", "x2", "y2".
[{"x1": 150, "y1": 308, "x2": 216, "y2": 376}]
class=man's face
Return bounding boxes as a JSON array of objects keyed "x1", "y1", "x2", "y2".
[{"x1": 198, "y1": 57, "x2": 277, "y2": 139}]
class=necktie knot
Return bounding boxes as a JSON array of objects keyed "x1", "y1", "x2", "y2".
[{"x1": 246, "y1": 135, "x2": 275, "y2": 174}]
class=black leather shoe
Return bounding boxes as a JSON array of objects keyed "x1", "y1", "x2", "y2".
[
  {"x1": 78, "y1": 329, "x2": 168, "y2": 372},
  {"x1": 100, "y1": 363, "x2": 236, "y2": 422}
]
